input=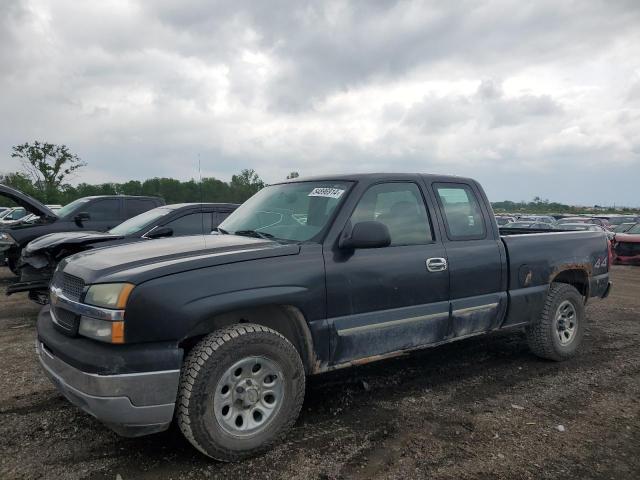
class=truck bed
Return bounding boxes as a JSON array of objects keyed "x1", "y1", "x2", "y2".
[{"x1": 499, "y1": 229, "x2": 611, "y2": 328}]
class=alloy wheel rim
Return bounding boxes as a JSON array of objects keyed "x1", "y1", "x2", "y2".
[
  {"x1": 555, "y1": 300, "x2": 578, "y2": 345},
  {"x1": 213, "y1": 356, "x2": 285, "y2": 437}
]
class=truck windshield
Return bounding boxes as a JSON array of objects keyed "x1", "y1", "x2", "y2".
[
  {"x1": 109, "y1": 207, "x2": 171, "y2": 235},
  {"x1": 219, "y1": 181, "x2": 352, "y2": 242}
]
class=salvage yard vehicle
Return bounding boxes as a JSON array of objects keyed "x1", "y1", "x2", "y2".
[
  {"x1": 612, "y1": 223, "x2": 640, "y2": 265},
  {"x1": 518, "y1": 215, "x2": 556, "y2": 225},
  {"x1": 0, "y1": 206, "x2": 28, "y2": 225},
  {"x1": 35, "y1": 173, "x2": 611, "y2": 461},
  {"x1": 557, "y1": 216, "x2": 611, "y2": 229},
  {"x1": 501, "y1": 221, "x2": 556, "y2": 230},
  {"x1": 0, "y1": 184, "x2": 164, "y2": 273},
  {"x1": 8, "y1": 202, "x2": 238, "y2": 303},
  {"x1": 494, "y1": 215, "x2": 516, "y2": 226}
]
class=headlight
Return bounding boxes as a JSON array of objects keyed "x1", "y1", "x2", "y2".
[
  {"x1": 0, "y1": 232, "x2": 15, "y2": 243},
  {"x1": 84, "y1": 283, "x2": 135, "y2": 309},
  {"x1": 79, "y1": 316, "x2": 125, "y2": 343}
]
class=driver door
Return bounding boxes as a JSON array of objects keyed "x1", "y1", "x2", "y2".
[{"x1": 324, "y1": 181, "x2": 450, "y2": 365}]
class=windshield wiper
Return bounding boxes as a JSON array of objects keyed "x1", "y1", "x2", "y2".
[
  {"x1": 214, "y1": 227, "x2": 229, "y2": 235},
  {"x1": 233, "y1": 230, "x2": 275, "y2": 240}
]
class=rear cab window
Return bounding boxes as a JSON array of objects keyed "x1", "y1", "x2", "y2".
[
  {"x1": 125, "y1": 198, "x2": 158, "y2": 218},
  {"x1": 434, "y1": 183, "x2": 486, "y2": 240}
]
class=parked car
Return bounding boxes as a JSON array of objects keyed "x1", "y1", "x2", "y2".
[
  {"x1": 494, "y1": 215, "x2": 516, "y2": 226},
  {"x1": 0, "y1": 206, "x2": 28, "y2": 225},
  {"x1": 0, "y1": 184, "x2": 164, "y2": 273},
  {"x1": 518, "y1": 215, "x2": 556, "y2": 224},
  {"x1": 35, "y1": 173, "x2": 611, "y2": 461},
  {"x1": 8, "y1": 202, "x2": 239, "y2": 303},
  {"x1": 612, "y1": 223, "x2": 640, "y2": 265},
  {"x1": 557, "y1": 217, "x2": 611, "y2": 229},
  {"x1": 501, "y1": 221, "x2": 556, "y2": 230},
  {"x1": 594, "y1": 215, "x2": 640, "y2": 227},
  {"x1": 558, "y1": 223, "x2": 601, "y2": 231}
]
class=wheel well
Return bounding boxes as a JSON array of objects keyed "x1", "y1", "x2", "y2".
[
  {"x1": 551, "y1": 269, "x2": 589, "y2": 298},
  {"x1": 179, "y1": 305, "x2": 317, "y2": 374}
]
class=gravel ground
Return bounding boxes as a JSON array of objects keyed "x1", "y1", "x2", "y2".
[{"x1": 0, "y1": 266, "x2": 638, "y2": 480}]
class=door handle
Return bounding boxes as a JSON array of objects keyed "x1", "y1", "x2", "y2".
[{"x1": 426, "y1": 257, "x2": 448, "y2": 272}]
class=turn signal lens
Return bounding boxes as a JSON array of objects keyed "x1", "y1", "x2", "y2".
[{"x1": 111, "y1": 321, "x2": 125, "y2": 344}]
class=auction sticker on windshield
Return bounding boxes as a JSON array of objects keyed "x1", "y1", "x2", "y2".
[{"x1": 308, "y1": 187, "x2": 345, "y2": 199}]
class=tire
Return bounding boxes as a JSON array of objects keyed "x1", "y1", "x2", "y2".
[
  {"x1": 526, "y1": 283, "x2": 585, "y2": 361},
  {"x1": 176, "y1": 324, "x2": 305, "y2": 461},
  {"x1": 7, "y1": 256, "x2": 19, "y2": 275}
]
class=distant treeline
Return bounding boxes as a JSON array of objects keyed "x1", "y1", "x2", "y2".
[
  {"x1": 1, "y1": 170, "x2": 638, "y2": 214},
  {"x1": 0, "y1": 169, "x2": 265, "y2": 206}
]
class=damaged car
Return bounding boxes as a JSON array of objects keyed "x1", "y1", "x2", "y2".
[
  {"x1": 8, "y1": 202, "x2": 238, "y2": 303},
  {"x1": 612, "y1": 223, "x2": 640, "y2": 265},
  {"x1": 0, "y1": 184, "x2": 164, "y2": 274}
]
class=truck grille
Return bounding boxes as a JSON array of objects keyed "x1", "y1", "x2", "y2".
[
  {"x1": 51, "y1": 306, "x2": 80, "y2": 335},
  {"x1": 61, "y1": 273, "x2": 85, "y2": 301}
]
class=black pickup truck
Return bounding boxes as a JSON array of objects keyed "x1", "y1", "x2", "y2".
[{"x1": 35, "y1": 173, "x2": 611, "y2": 461}]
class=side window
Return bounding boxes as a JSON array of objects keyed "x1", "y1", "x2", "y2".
[
  {"x1": 212, "y1": 211, "x2": 231, "y2": 228},
  {"x1": 350, "y1": 183, "x2": 432, "y2": 246},
  {"x1": 84, "y1": 199, "x2": 121, "y2": 221},
  {"x1": 125, "y1": 199, "x2": 156, "y2": 218},
  {"x1": 164, "y1": 213, "x2": 208, "y2": 236},
  {"x1": 435, "y1": 183, "x2": 486, "y2": 240}
]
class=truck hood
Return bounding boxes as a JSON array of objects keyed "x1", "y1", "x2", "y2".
[
  {"x1": 26, "y1": 231, "x2": 123, "y2": 254},
  {"x1": 0, "y1": 184, "x2": 56, "y2": 219},
  {"x1": 59, "y1": 234, "x2": 301, "y2": 285}
]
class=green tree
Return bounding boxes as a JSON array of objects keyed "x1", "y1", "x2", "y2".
[
  {"x1": 230, "y1": 169, "x2": 265, "y2": 202},
  {"x1": 11, "y1": 141, "x2": 86, "y2": 202},
  {"x1": 0, "y1": 172, "x2": 40, "y2": 205}
]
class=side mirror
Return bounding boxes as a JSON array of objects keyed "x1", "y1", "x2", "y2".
[
  {"x1": 339, "y1": 221, "x2": 391, "y2": 249},
  {"x1": 74, "y1": 212, "x2": 90, "y2": 226},
  {"x1": 147, "y1": 226, "x2": 173, "y2": 239}
]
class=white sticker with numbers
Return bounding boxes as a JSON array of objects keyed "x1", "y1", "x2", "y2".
[{"x1": 308, "y1": 187, "x2": 345, "y2": 199}]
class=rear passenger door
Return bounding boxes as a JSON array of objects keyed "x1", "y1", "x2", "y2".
[
  {"x1": 324, "y1": 181, "x2": 450, "y2": 364},
  {"x1": 82, "y1": 198, "x2": 122, "y2": 231},
  {"x1": 432, "y1": 182, "x2": 505, "y2": 337}
]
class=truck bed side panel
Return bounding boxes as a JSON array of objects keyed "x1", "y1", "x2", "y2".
[{"x1": 501, "y1": 231, "x2": 609, "y2": 328}]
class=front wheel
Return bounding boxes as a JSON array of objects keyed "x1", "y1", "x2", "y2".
[
  {"x1": 526, "y1": 283, "x2": 585, "y2": 361},
  {"x1": 176, "y1": 324, "x2": 305, "y2": 461}
]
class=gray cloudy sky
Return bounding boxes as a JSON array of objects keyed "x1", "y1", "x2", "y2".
[{"x1": 1, "y1": 0, "x2": 639, "y2": 205}]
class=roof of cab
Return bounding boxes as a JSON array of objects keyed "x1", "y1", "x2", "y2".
[
  {"x1": 161, "y1": 202, "x2": 239, "y2": 211},
  {"x1": 276, "y1": 172, "x2": 475, "y2": 185}
]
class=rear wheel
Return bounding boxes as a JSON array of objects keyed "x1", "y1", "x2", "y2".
[
  {"x1": 176, "y1": 324, "x2": 305, "y2": 461},
  {"x1": 526, "y1": 283, "x2": 585, "y2": 361}
]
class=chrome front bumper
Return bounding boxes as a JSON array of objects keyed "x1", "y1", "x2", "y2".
[{"x1": 36, "y1": 340, "x2": 180, "y2": 437}]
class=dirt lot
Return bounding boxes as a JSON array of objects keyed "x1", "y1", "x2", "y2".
[{"x1": 0, "y1": 266, "x2": 638, "y2": 480}]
